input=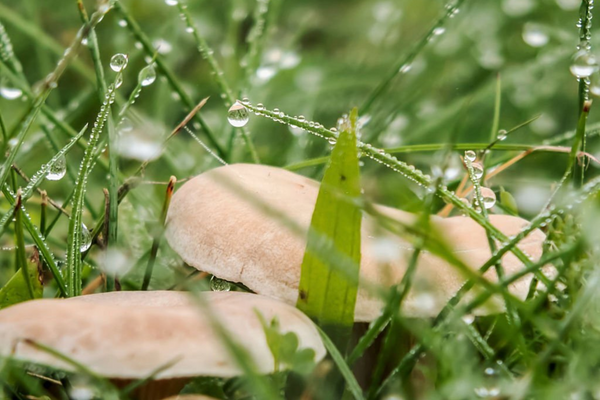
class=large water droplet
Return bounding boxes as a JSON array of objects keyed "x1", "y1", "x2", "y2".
[
  {"x1": 210, "y1": 276, "x2": 231, "y2": 291},
  {"x1": 464, "y1": 150, "x2": 476, "y2": 162},
  {"x1": 480, "y1": 187, "x2": 497, "y2": 209},
  {"x1": 109, "y1": 53, "x2": 129, "y2": 72},
  {"x1": 80, "y1": 224, "x2": 92, "y2": 252},
  {"x1": 471, "y1": 162, "x2": 484, "y2": 180},
  {"x1": 227, "y1": 101, "x2": 249, "y2": 127},
  {"x1": 522, "y1": 23, "x2": 549, "y2": 47},
  {"x1": 46, "y1": 155, "x2": 67, "y2": 181},
  {"x1": 570, "y1": 50, "x2": 599, "y2": 78},
  {"x1": 0, "y1": 86, "x2": 23, "y2": 100},
  {"x1": 138, "y1": 65, "x2": 157, "y2": 86}
]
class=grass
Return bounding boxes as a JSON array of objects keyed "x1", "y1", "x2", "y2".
[{"x1": 0, "y1": 0, "x2": 600, "y2": 398}]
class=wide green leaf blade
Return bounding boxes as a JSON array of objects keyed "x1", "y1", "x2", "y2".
[
  {"x1": 297, "y1": 107, "x2": 362, "y2": 351},
  {"x1": 0, "y1": 259, "x2": 43, "y2": 309}
]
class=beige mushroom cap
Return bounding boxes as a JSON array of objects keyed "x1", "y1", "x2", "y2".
[
  {"x1": 0, "y1": 291, "x2": 326, "y2": 379},
  {"x1": 165, "y1": 164, "x2": 546, "y2": 321}
]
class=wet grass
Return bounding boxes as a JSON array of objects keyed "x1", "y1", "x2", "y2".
[{"x1": 0, "y1": 0, "x2": 600, "y2": 399}]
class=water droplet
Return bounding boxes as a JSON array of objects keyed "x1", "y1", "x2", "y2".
[
  {"x1": 46, "y1": 155, "x2": 67, "y2": 181},
  {"x1": 109, "y1": 53, "x2": 129, "y2": 72},
  {"x1": 115, "y1": 74, "x2": 123, "y2": 89},
  {"x1": 227, "y1": 101, "x2": 249, "y2": 127},
  {"x1": 328, "y1": 137, "x2": 337, "y2": 145},
  {"x1": 480, "y1": 187, "x2": 496, "y2": 209},
  {"x1": 118, "y1": 118, "x2": 134, "y2": 134},
  {"x1": 81, "y1": 37, "x2": 88, "y2": 46},
  {"x1": 118, "y1": 19, "x2": 127, "y2": 27},
  {"x1": 210, "y1": 276, "x2": 231, "y2": 291},
  {"x1": 138, "y1": 65, "x2": 156, "y2": 86},
  {"x1": 80, "y1": 224, "x2": 92, "y2": 252},
  {"x1": 165, "y1": 0, "x2": 178, "y2": 5},
  {"x1": 570, "y1": 50, "x2": 599, "y2": 78},
  {"x1": 464, "y1": 150, "x2": 476, "y2": 162},
  {"x1": 432, "y1": 27, "x2": 446, "y2": 36},
  {"x1": 256, "y1": 103, "x2": 265, "y2": 111},
  {"x1": 522, "y1": 23, "x2": 548, "y2": 47},
  {"x1": 471, "y1": 162, "x2": 484, "y2": 180},
  {"x1": 399, "y1": 63, "x2": 412, "y2": 73},
  {"x1": 497, "y1": 129, "x2": 507, "y2": 141},
  {"x1": 462, "y1": 314, "x2": 475, "y2": 324},
  {"x1": 153, "y1": 38, "x2": 173, "y2": 54},
  {"x1": 0, "y1": 86, "x2": 23, "y2": 100}
]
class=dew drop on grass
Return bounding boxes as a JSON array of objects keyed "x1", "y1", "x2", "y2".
[
  {"x1": 118, "y1": 19, "x2": 127, "y2": 27},
  {"x1": 138, "y1": 65, "x2": 157, "y2": 86},
  {"x1": 480, "y1": 187, "x2": 496, "y2": 209},
  {"x1": 462, "y1": 314, "x2": 475, "y2": 324},
  {"x1": 227, "y1": 101, "x2": 249, "y2": 127},
  {"x1": 210, "y1": 276, "x2": 231, "y2": 291},
  {"x1": 0, "y1": 86, "x2": 23, "y2": 100},
  {"x1": 80, "y1": 224, "x2": 92, "y2": 252},
  {"x1": 464, "y1": 150, "x2": 476, "y2": 162},
  {"x1": 522, "y1": 23, "x2": 548, "y2": 47},
  {"x1": 46, "y1": 155, "x2": 67, "y2": 181},
  {"x1": 432, "y1": 27, "x2": 446, "y2": 36},
  {"x1": 471, "y1": 162, "x2": 484, "y2": 180},
  {"x1": 570, "y1": 50, "x2": 599, "y2": 78},
  {"x1": 115, "y1": 74, "x2": 123, "y2": 89},
  {"x1": 165, "y1": 0, "x2": 178, "y2": 5},
  {"x1": 497, "y1": 129, "x2": 507, "y2": 141},
  {"x1": 109, "y1": 53, "x2": 129, "y2": 72}
]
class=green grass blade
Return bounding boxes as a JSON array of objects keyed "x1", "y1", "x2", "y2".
[
  {"x1": 113, "y1": 1, "x2": 227, "y2": 159},
  {"x1": 1, "y1": 187, "x2": 67, "y2": 296},
  {"x1": 317, "y1": 326, "x2": 365, "y2": 400},
  {"x1": 0, "y1": 125, "x2": 87, "y2": 238},
  {"x1": 141, "y1": 176, "x2": 176, "y2": 290},
  {"x1": 361, "y1": 0, "x2": 466, "y2": 114},
  {"x1": 66, "y1": 84, "x2": 117, "y2": 297},
  {"x1": 297, "y1": 108, "x2": 361, "y2": 351}
]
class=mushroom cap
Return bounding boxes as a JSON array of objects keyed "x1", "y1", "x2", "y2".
[
  {"x1": 165, "y1": 164, "x2": 546, "y2": 320},
  {"x1": 0, "y1": 291, "x2": 326, "y2": 379}
]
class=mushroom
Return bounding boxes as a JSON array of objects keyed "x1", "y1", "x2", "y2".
[
  {"x1": 165, "y1": 163, "x2": 545, "y2": 321},
  {"x1": 0, "y1": 291, "x2": 326, "y2": 399}
]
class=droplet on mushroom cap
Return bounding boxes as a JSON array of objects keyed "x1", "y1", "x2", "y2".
[
  {"x1": 0, "y1": 291, "x2": 326, "y2": 380},
  {"x1": 165, "y1": 164, "x2": 546, "y2": 321}
]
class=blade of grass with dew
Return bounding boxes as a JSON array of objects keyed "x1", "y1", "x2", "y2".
[
  {"x1": 177, "y1": 3, "x2": 259, "y2": 163},
  {"x1": 0, "y1": 125, "x2": 87, "y2": 238},
  {"x1": 361, "y1": 0, "x2": 466, "y2": 114},
  {"x1": 66, "y1": 83, "x2": 117, "y2": 297},
  {"x1": 113, "y1": 1, "x2": 226, "y2": 159},
  {"x1": 141, "y1": 176, "x2": 176, "y2": 290},
  {"x1": 0, "y1": 4, "x2": 108, "y2": 192},
  {"x1": 242, "y1": 0, "x2": 271, "y2": 91},
  {"x1": 296, "y1": 108, "x2": 362, "y2": 351},
  {"x1": 1, "y1": 187, "x2": 67, "y2": 296},
  {"x1": 242, "y1": 102, "x2": 542, "y2": 277}
]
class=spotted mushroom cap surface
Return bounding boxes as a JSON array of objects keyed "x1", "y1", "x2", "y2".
[
  {"x1": 165, "y1": 163, "x2": 546, "y2": 320},
  {"x1": 0, "y1": 291, "x2": 326, "y2": 379}
]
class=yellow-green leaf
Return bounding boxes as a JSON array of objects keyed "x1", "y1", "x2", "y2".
[
  {"x1": 0, "y1": 258, "x2": 43, "y2": 309},
  {"x1": 297, "y1": 107, "x2": 362, "y2": 352}
]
